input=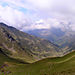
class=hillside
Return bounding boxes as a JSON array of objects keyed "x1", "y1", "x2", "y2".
[
  {"x1": 26, "y1": 28, "x2": 75, "y2": 53},
  {"x1": 0, "y1": 23, "x2": 62, "y2": 63},
  {"x1": 0, "y1": 49, "x2": 75, "y2": 75},
  {"x1": 26, "y1": 28, "x2": 65, "y2": 43},
  {"x1": 1, "y1": 22, "x2": 75, "y2": 75}
]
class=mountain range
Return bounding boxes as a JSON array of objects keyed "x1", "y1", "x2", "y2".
[
  {"x1": 0, "y1": 23, "x2": 63, "y2": 63},
  {"x1": 26, "y1": 27, "x2": 75, "y2": 52},
  {"x1": 0, "y1": 22, "x2": 75, "y2": 75}
]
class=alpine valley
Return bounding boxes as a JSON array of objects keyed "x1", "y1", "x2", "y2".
[{"x1": 0, "y1": 23, "x2": 75, "y2": 75}]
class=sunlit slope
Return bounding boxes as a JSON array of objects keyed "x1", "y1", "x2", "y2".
[
  {"x1": 0, "y1": 51, "x2": 75, "y2": 75},
  {"x1": 0, "y1": 22, "x2": 62, "y2": 63}
]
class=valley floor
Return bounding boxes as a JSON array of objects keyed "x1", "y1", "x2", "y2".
[{"x1": 0, "y1": 51, "x2": 75, "y2": 75}]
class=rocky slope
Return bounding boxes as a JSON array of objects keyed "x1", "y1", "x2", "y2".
[
  {"x1": 0, "y1": 23, "x2": 62, "y2": 63},
  {"x1": 26, "y1": 28, "x2": 75, "y2": 54}
]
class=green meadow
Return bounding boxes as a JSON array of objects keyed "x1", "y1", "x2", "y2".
[{"x1": 0, "y1": 51, "x2": 75, "y2": 75}]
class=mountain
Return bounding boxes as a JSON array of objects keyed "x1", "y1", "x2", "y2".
[
  {"x1": 0, "y1": 23, "x2": 63, "y2": 63},
  {"x1": 0, "y1": 47, "x2": 75, "y2": 75},
  {"x1": 26, "y1": 28, "x2": 65, "y2": 42},
  {"x1": 0, "y1": 22, "x2": 75, "y2": 75},
  {"x1": 26, "y1": 27, "x2": 75, "y2": 53}
]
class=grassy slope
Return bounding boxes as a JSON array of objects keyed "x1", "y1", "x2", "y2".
[{"x1": 0, "y1": 51, "x2": 75, "y2": 75}]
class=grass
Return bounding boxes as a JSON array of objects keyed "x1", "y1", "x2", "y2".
[{"x1": 0, "y1": 51, "x2": 75, "y2": 75}]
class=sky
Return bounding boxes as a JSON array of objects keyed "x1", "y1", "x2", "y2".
[{"x1": 0, "y1": 0, "x2": 75, "y2": 31}]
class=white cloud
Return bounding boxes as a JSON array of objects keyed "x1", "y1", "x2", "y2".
[
  {"x1": 21, "y1": 19, "x2": 51, "y2": 31},
  {"x1": 0, "y1": 5, "x2": 31, "y2": 30},
  {"x1": 0, "y1": 0, "x2": 75, "y2": 31}
]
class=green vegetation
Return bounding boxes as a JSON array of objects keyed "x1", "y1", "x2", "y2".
[
  {"x1": 0, "y1": 23, "x2": 63, "y2": 63},
  {"x1": 0, "y1": 23, "x2": 75, "y2": 75},
  {"x1": 0, "y1": 51, "x2": 75, "y2": 75}
]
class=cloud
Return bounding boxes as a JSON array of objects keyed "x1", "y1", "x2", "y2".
[
  {"x1": 0, "y1": 0, "x2": 75, "y2": 31},
  {"x1": 0, "y1": 5, "x2": 31, "y2": 30},
  {"x1": 22, "y1": 19, "x2": 51, "y2": 31},
  {"x1": 21, "y1": 18, "x2": 63, "y2": 31}
]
